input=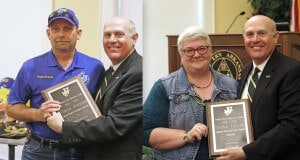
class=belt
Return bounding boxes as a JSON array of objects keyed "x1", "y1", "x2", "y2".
[{"x1": 29, "y1": 133, "x2": 68, "y2": 150}]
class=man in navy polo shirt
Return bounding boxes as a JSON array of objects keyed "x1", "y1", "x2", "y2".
[{"x1": 6, "y1": 8, "x2": 104, "y2": 160}]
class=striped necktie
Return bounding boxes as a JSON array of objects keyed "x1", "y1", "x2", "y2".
[
  {"x1": 247, "y1": 67, "x2": 260, "y2": 103},
  {"x1": 99, "y1": 67, "x2": 114, "y2": 99}
]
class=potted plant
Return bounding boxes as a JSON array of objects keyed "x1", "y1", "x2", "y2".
[{"x1": 248, "y1": 0, "x2": 292, "y2": 22}]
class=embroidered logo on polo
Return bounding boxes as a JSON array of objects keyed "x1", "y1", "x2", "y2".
[
  {"x1": 211, "y1": 50, "x2": 243, "y2": 80},
  {"x1": 36, "y1": 75, "x2": 54, "y2": 79},
  {"x1": 79, "y1": 72, "x2": 89, "y2": 84}
]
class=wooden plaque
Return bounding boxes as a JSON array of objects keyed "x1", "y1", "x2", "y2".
[
  {"x1": 42, "y1": 75, "x2": 101, "y2": 122},
  {"x1": 206, "y1": 99, "x2": 253, "y2": 158}
]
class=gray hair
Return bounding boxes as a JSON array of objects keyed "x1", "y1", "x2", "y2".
[
  {"x1": 177, "y1": 26, "x2": 211, "y2": 54},
  {"x1": 104, "y1": 16, "x2": 136, "y2": 35},
  {"x1": 128, "y1": 19, "x2": 136, "y2": 35}
]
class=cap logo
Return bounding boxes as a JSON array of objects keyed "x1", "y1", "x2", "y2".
[
  {"x1": 57, "y1": 8, "x2": 67, "y2": 15},
  {"x1": 48, "y1": 8, "x2": 79, "y2": 27}
]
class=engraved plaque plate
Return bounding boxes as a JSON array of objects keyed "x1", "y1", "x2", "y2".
[
  {"x1": 42, "y1": 75, "x2": 101, "y2": 122},
  {"x1": 206, "y1": 99, "x2": 253, "y2": 158}
]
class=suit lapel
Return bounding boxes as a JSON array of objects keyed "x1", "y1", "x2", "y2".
[
  {"x1": 103, "y1": 51, "x2": 138, "y2": 96},
  {"x1": 251, "y1": 67, "x2": 274, "y2": 115},
  {"x1": 251, "y1": 51, "x2": 280, "y2": 117}
]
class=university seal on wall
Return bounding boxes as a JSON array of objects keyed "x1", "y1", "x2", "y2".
[{"x1": 211, "y1": 50, "x2": 243, "y2": 80}]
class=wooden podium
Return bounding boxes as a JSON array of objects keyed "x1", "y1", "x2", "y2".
[{"x1": 167, "y1": 33, "x2": 300, "y2": 80}]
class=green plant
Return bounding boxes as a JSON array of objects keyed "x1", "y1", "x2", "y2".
[
  {"x1": 143, "y1": 146, "x2": 153, "y2": 160},
  {"x1": 248, "y1": 0, "x2": 292, "y2": 22}
]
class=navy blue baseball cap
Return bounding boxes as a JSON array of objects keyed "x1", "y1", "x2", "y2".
[
  {"x1": 0, "y1": 77, "x2": 14, "y2": 89},
  {"x1": 48, "y1": 8, "x2": 79, "y2": 27}
]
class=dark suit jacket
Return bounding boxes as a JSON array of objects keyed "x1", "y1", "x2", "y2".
[
  {"x1": 63, "y1": 51, "x2": 143, "y2": 160},
  {"x1": 239, "y1": 50, "x2": 300, "y2": 160}
]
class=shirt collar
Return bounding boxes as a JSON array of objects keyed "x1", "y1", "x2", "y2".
[
  {"x1": 252, "y1": 54, "x2": 271, "y2": 72},
  {"x1": 110, "y1": 49, "x2": 134, "y2": 71},
  {"x1": 46, "y1": 50, "x2": 83, "y2": 69}
]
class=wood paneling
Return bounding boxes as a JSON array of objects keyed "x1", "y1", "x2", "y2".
[{"x1": 167, "y1": 33, "x2": 300, "y2": 75}]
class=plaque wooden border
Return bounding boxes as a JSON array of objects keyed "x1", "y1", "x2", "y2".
[
  {"x1": 206, "y1": 99, "x2": 253, "y2": 158},
  {"x1": 42, "y1": 75, "x2": 101, "y2": 122}
]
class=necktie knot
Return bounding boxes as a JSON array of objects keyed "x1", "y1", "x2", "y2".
[
  {"x1": 252, "y1": 67, "x2": 260, "y2": 81},
  {"x1": 106, "y1": 67, "x2": 114, "y2": 80}
]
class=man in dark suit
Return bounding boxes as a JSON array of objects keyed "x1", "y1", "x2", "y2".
[
  {"x1": 46, "y1": 16, "x2": 143, "y2": 160},
  {"x1": 216, "y1": 15, "x2": 300, "y2": 160}
]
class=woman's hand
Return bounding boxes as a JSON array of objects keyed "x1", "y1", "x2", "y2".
[{"x1": 185, "y1": 123, "x2": 208, "y2": 143}]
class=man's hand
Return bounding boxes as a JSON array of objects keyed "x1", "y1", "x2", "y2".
[
  {"x1": 215, "y1": 147, "x2": 246, "y2": 160},
  {"x1": 38, "y1": 100, "x2": 61, "y2": 122},
  {"x1": 47, "y1": 111, "x2": 64, "y2": 134}
]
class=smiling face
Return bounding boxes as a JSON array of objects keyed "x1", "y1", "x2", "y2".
[
  {"x1": 180, "y1": 39, "x2": 212, "y2": 72},
  {"x1": 177, "y1": 26, "x2": 212, "y2": 73},
  {"x1": 243, "y1": 15, "x2": 279, "y2": 65},
  {"x1": 103, "y1": 17, "x2": 138, "y2": 65}
]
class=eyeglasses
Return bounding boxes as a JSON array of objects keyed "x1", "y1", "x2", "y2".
[{"x1": 182, "y1": 46, "x2": 209, "y2": 57}]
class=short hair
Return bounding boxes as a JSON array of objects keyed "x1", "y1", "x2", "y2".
[
  {"x1": 104, "y1": 17, "x2": 136, "y2": 36},
  {"x1": 128, "y1": 19, "x2": 136, "y2": 35},
  {"x1": 177, "y1": 26, "x2": 211, "y2": 54}
]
